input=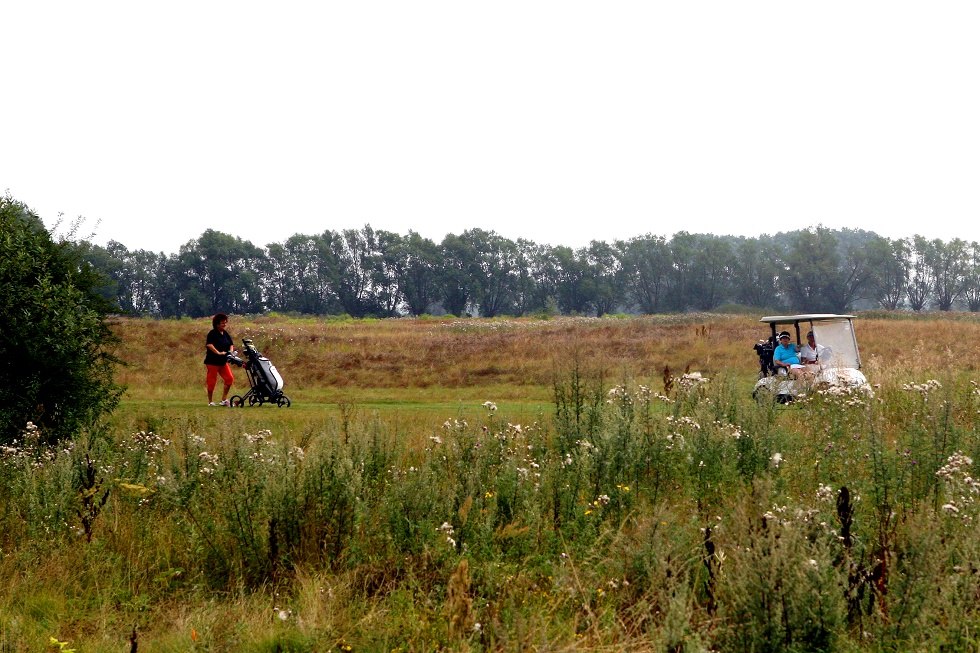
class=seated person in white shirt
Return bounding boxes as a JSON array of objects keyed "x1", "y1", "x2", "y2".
[{"x1": 799, "y1": 331, "x2": 830, "y2": 366}]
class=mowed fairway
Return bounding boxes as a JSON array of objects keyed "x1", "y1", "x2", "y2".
[{"x1": 5, "y1": 311, "x2": 980, "y2": 652}]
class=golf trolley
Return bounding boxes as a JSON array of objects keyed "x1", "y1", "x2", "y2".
[{"x1": 228, "y1": 339, "x2": 291, "y2": 407}]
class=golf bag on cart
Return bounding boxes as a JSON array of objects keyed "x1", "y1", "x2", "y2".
[
  {"x1": 228, "y1": 339, "x2": 291, "y2": 407},
  {"x1": 753, "y1": 335, "x2": 777, "y2": 378}
]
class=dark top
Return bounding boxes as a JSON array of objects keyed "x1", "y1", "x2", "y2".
[{"x1": 204, "y1": 329, "x2": 234, "y2": 366}]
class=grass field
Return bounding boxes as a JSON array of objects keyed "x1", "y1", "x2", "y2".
[{"x1": 4, "y1": 312, "x2": 980, "y2": 651}]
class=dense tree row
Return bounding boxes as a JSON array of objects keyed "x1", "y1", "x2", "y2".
[{"x1": 75, "y1": 224, "x2": 980, "y2": 318}]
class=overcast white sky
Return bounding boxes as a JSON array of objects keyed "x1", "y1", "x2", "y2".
[{"x1": 3, "y1": 2, "x2": 979, "y2": 254}]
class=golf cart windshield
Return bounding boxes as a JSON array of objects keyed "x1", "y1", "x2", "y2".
[{"x1": 810, "y1": 320, "x2": 860, "y2": 369}]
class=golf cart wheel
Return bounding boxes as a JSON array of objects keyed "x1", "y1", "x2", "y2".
[
  {"x1": 248, "y1": 395, "x2": 260, "y2": 406},
  {"x1": 277, "y1": 395, "x2": 291, "y2": 408},
  {"x1": 230, "y1": 395, "x2": 244, "y2": 407}
]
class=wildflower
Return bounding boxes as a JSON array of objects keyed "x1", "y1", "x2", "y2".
[
  {"x1": 198, "y1": 451, "x2": 219, "y2": 465},
  {"x1": 482, "y1": 401, "x2": 497, "y2": 412},
  {"x1": 771, "y1": 452, "x2": 783, "y2": 468},
  {"x1": 606, "y1": 385, "x2": 631, "y2": 405},
  {"x1": 678, "y1": 372, "x2": 708, "y2": 388},
  {"x1": 816, "y1": 483, "x2": 834, "y2": 502},
  {"x1": 902, "y1": 379, "x2": 942, "y2": 396},
  {"x1": 429, "y1": 435, "x2": 443, "y2": 445}
]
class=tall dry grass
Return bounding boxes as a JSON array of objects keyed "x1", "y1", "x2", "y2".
[{"x1": 114, "y1": 313, "x2": 980, "y2": 396}]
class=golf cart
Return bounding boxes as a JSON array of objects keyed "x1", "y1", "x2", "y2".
[{"x1": 752, "y1": 314, "x2": 870, "y2": 403}]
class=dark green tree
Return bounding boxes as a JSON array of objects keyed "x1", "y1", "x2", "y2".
[
  {"x1": 0, "y1": 195, "x2": 122, "y2": 444},
  {"x1": 510, "y1": 239, "x2": 549, "y2": 316},
  {"x1": 616, "y1": 234, "x2": 672, "y2": 314},
  {"x1": 370, "y1": 229, "x2": 405, "y2": 317},
  {"x1": 544, "y1": 245, "x2": 594, "y2": 315},
  {"x1": 964, "y1": 242, "x2": 980, "y2": 312},
  {"x1": 583, "y1": 240, "x2": 623, "y2": 316},
  {"x1": 79, "y1": 241, "x2": 163, "y2": 316},
  {"x1": 72, "y1": 240, "x2": 123, "y2": 309},
  {"x1": 865, "y1": 237, "x2": 910, "y2": 310},
  {"x1": 261, "y1": 234, "x2": 340, "y2": 315},
  {"x1": 394, "y1": 231, "x2": 443, "y2": 316},
  {"x1": 440, "y1": 234, "x2": 478, "y2": 316},
  {"x1": 666, "y1": 233, "x2": 735, "y2": 311},
  {"x1": 155, "y1": 253, "x2": 188, "y2": 317},
  {"x1": 730, "y1": 236, "x2": 782, "y2": 310},
  {"x1": 461, "y1": 229, "x2": 517, "y2": 318},
  {"x1": 906, "y1": 236, "x2": 933, "y2": 311},
  {"x1": 176, "y1": 230, "x2": 265, "y2": 317},
  {"x1": 328, "y1": 226, "x2": 385, "y2": 317},
  {"x1": 923, "y1": 237, "x2": 968, "y2": 311},
  {"x1": 780, "y1": 227, "x2": 874, "y2": 313}
]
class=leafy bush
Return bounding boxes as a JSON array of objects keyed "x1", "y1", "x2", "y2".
[{"x1": 0, "y1": 195, "x2": 122, "y2": 444}]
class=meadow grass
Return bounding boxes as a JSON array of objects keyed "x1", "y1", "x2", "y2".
[{"x1": 3, "y1": 313, "x2": 980, "y2": 651}]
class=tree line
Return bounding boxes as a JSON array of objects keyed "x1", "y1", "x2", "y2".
[{"x1": 74, "y1": 224, "x2": 980, "y2": 318}]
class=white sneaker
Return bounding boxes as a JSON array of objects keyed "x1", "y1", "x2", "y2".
[
  {"x1": 208, "y1": 402, "x2": 218, "y2": 406},
  {"x1": 220, "y1": 399, "x2": 231, "y2": 407}
]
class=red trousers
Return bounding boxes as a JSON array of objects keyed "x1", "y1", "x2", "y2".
[{"x1": 205, "y1": 363, "x2": 234, "y2": 393}]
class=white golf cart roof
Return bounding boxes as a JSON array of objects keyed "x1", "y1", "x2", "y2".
[
  {"x1": 759, "y1": 314, "x2": 862, "y2": 369},
  {"x1": 760, "y1": 314, "x2": 856, "y2": 324}
]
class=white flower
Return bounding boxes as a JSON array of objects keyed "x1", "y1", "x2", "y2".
[
  {"x1": 771, "y1": 452, "x2": 783, "y2": 468},
  {"x1": 816, "y1": 483, "x2": 834, "y2": 502},
  {"x1": 482, "y1": 401, "x2": 497, "y2": 412}
]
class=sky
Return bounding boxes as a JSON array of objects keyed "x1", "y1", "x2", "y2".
[{"x1": 3, "y1": 2, "x2": 979, "y2": 255}]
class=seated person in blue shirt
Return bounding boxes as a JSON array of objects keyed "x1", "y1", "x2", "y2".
[{"x1": 773, "y1": 331, "x2": 805, "y2": 378}]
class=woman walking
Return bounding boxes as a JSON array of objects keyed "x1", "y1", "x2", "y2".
[{"x1": 204, "y1": 313, "x2": 236, "y2": 406}]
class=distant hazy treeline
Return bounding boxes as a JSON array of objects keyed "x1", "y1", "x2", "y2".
[{"x1": 71, "y1": 224, "x2": 980, "y2": 318}]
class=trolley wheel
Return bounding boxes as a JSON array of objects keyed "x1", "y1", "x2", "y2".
[
  {"x1": 230, "y1": 395, "x2": 244, "y2": 407},
  {"x1": 277, "y1": 395, "x2": 291, "y2": 408},
  {"x1": 248, "y1": 395, "x2": 260, "y2": 406}
]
